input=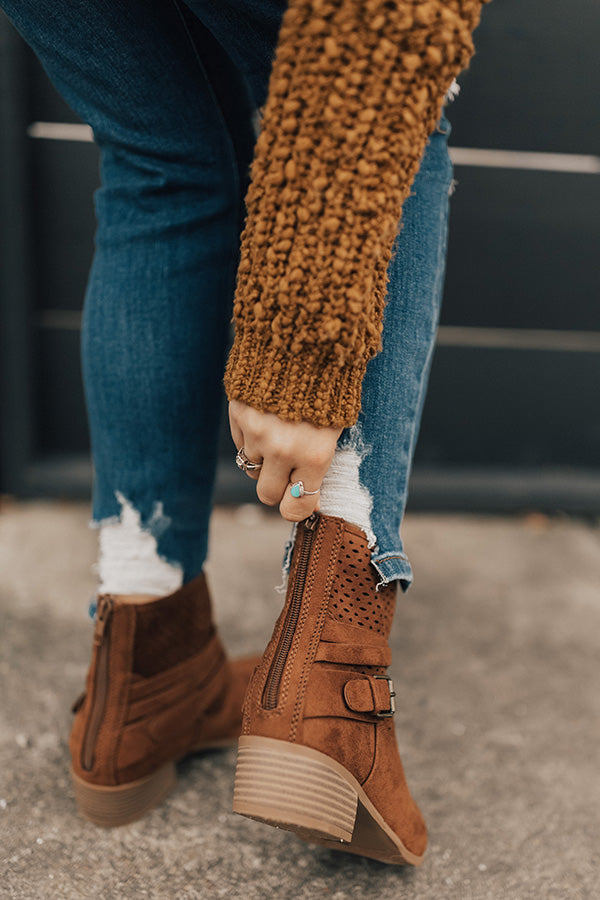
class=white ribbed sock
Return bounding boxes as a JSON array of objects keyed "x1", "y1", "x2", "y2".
[{"x1": 318, "y1": 442, "x2": 376, "y2": 548}]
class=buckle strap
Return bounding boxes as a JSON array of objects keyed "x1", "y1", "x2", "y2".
[
  {"x1": 126, "y1": 633, "x2": 226, "y2": 705},
  {"x1": 125, "y1": 646, "x2": 229, "y2": 725},
  {"x1": 320, "y1": 616, "x2": 391, "y2": 648},
  {"x1": 314, "y1": 642, "x2": 391, "y2": 667},
  {"x1": 303, "y1": 668, "x2": 396, "y2": 721},
  {"x1": 343, "y1": 676, "x2": 396, "y2": 718}
]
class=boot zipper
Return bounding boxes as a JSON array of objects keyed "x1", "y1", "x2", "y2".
[
  {"x1": 262, "y1": 513, "x2": 318, "y2": 710},
  {"x1": 81, "y1": 595, "x2": 113, "y2": 771}
]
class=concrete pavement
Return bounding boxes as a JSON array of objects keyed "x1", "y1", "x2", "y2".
[{"x1": 1, "y1": 500, "x2": 599, "y2": 899}]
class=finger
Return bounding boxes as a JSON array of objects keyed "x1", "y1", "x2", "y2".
[
  {"x1": 239, "y1": 440, "x2": 264, "y2": 482},
  {"x1": 228, "y1": 406, "x2": 244, "y2": 450},
  {"x1": 279, "y1": 471, "x2": 322, "y2": 522},
  {"x1": 254, "y1": 457, "x2": 292, "y2": 507},
  {"x1": 230, "y1": 425, "x2": 244, "y2": 452}
]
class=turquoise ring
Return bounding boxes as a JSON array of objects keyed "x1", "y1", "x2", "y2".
[{"x1": 290, "y1": 480, "x2": 320, "y2": 499}]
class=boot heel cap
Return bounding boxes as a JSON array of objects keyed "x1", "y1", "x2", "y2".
[
  {"x1": 233, "y1": 736, "x2": 358, "y2": 842},
  {"x1": 233, "y1": 736, "x2": 425, "y2": 866}
]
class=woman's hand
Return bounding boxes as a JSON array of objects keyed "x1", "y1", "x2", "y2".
[{"x1": 229, "y1": 399, "x2": 342, "y2": 522}]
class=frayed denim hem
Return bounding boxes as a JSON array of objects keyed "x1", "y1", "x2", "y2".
[{"x1": 370, "y1": 550, "x2": 414, "y2": 593}]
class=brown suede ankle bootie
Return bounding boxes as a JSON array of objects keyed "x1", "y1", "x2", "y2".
[
  {"x1": 233, "y1": 513, "x2": 427, "y2": 866},
  {"x1": 69, "y1": 573, "x2": 256, "y2": 826}
]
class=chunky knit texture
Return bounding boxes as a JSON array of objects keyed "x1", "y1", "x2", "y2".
[{"x1": 224, "y1": 0, "x2": 488, "y2": 427}]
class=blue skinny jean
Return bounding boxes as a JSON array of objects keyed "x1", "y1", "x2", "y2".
[{"x1": 3, "y1": 0, "x2": 453, "y2": 590}]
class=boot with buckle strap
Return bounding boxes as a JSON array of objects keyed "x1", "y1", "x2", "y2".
[
  {"x1": 69, "y1": 573, "x2": 256, "y2": 826},
  {"x1": 232, "y1": 512, "x2": 427, "y2": 865}
]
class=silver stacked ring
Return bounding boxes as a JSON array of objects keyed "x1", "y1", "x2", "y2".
[{"x1": 235, "y1": 447, "x2": 263, "y2": 474}]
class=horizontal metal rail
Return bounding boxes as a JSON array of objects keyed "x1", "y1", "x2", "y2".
[{"x1": 26, "y1": 121, "x2": 600, "y2": 175}]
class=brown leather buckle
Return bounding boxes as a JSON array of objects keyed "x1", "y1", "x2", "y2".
[{"x1": 373, "y1": 675, "x2": 396, "y2": 717}]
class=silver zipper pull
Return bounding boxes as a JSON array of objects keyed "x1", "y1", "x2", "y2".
[{"x1": 304, "y1": 511, "x2": 319, "y2": 532}]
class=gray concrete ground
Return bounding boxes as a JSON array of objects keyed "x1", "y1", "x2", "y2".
[{"x1": 1, "y1": 500, "x2": 599, "y2": 900}]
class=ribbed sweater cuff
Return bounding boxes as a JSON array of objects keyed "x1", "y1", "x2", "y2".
[{"x1": 224, "y1": 330, "x2": 368, "y2": 427}]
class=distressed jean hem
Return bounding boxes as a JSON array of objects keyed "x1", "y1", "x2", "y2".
[
  {"x1": 370, "y1": 551, "x2": 414, "y2": 593},
  {"x1": 89, "y1": 492, "x2": 190, "y2": 596}
]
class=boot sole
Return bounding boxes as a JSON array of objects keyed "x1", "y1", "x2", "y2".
[
  {"x1": 71, "y1": 737, "x2": 237, "y2": 827},
  {"x1": 71, "y1": 763, "x2": 177, "y2": 827},
  {"x1": 233, "y1": 736, "x2": 424, "y2": 866}
]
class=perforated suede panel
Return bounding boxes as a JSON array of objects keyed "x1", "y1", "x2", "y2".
[{"x1": 328, "y1": 529, "x2": 395, "y2": 635}]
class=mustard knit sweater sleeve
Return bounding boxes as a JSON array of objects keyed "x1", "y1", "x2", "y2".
[{"x1": 224, "y1": 0, "x2": 489, "y2": 428}]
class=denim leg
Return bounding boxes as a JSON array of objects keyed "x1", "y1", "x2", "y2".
[
  {"x1": 335, "y1": 116, "x2": 454, "y2": 591},
  {"x1": 182, "y1": 0, "x2": 288, "y2": 108},
  {"x1": 2, "y1": 0, "x2": 277, "y2": 583},
  {"x1": 6, "y1": 0, "x2": 449, "y2": 589}
]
